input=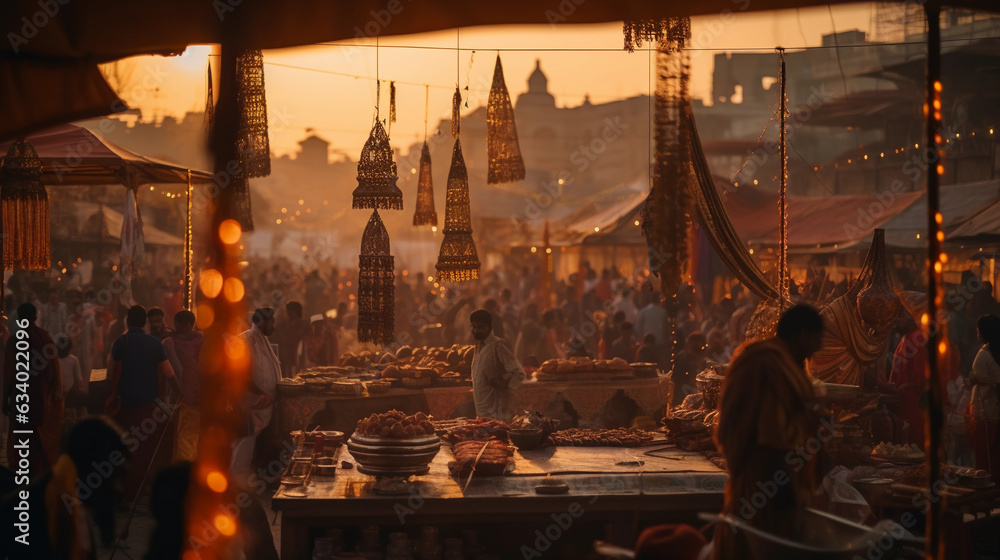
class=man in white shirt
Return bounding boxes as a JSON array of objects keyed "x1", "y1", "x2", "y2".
[
  {"x1": 231, "y1": 307, "x2": 282, "y2": 480},
  {"x1": 470, "y1": 309, "x2": 525, "y2": 422},
  {"x1": 39, "y1": 289, "x2": 68, "y2": 338}
]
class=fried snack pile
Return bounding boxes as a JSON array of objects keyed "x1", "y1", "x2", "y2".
[
  {"x1": 355, "y1": 410, "x2": 435, "y2": 439},
  {"x1": 448, "y1": 439, "x2": 513, "y2": 477},
  {"x1": 548, "y1": 428, "x2": 654, "y2": 447},
  {"x1": 443, "y1": 418, "x2": 510, "y2": 444}
]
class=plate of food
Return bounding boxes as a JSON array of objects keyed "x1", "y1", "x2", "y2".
[{"x1": 871, "y1": 442, "x2": 925, "y2": 463}]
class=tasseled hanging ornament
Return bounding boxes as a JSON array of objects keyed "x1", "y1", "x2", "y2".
[
  {"x1": 389, "y1": 81, "x2": 397, "y2": 125},
  {"x1": 451, "y1": 88, "x2": 461, "y2": 138},
  {"x1": 486, "y1": 54, "x2": 525, "y2": 185},
  {"x1": 412, "y1": 142, "x2": 438, "y2": 227},
  {"x1": 357, "y1": 210, "x2": 395, "y2": 345},
  {"x1": 235, "y1": 49, "x2": 271, "y2": 178},
  {"x1": 623, "y1": 17, "x2": 692, "y2": 53},
  {"x1": 1, "y1": 139, "x2": 50, "y2": 270},
  {"x1": 227, "y1": 170, "x2": 255, "y2": 232},
  {"x1": 435, "y1": 138, "x2": 480, "y2": 282},
  {"x1": 205, "y1": 61, "x2": 215, "y2": 134},
  {"x1": 353, "y1": 119, "x2": 403, "y2": 210}
]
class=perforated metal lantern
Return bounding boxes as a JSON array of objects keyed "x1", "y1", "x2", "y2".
[
  {"x1": 412, "y1": 142, "x2": 438, "y2": 226},
  {"x1": 358, "y1": 210, "x2": 395, "y2": 345},
  {"x1": 235, "y1": 49, "x2": 271, "y2": 178},
  {"x1": 487, "y1": 55, "x2": 525, "y2": 185},
  {"x1": 353, "y1": 119, "x2": 403, "y2": 210},
  {"x1": 1, "y1": 138, "x2": 50, "y2": 270},
  {"x1": 228, "y1": 171, "x2": 255, "y2": 232},
  {"x1": 435, "y1": 139, "x2": 480, "y2": 282}
]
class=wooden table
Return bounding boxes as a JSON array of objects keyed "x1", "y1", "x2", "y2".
[{"x1": 271, "y1": 443, "x2": 725, "y2": 558}]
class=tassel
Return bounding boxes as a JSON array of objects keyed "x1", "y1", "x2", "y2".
[
  {"x1": 486, "y1": 54, "x2": 525, "y2": 184},
  {"x1": 412, "y1": 142, "x2": 438, "y2": 227},
  {"x1": 236, "y1": 49, "x2": 271, "y2": 178},
  {"x1": 623, "y1": 18, "x2": 692, "y2": 53},
  {"x1": 357, "y1": 210, "x2": 395, "y2": 345},
  {"x1": 435, "y1": 138, "x2": 479, "y2": 282},
  {"x1": 1, "y1": 139, "x2": 50, "y2": 270},
  {"x1": 353, "y1": 119, "x2": 402, "y2": 210},
  {"x1": 205, "y1": 61, "x2": 215, "y2": 134},
  {"x1": 451, "y1": 87, "x2": 461, "y2": 138},
  {"x1": 389, "y1": 81, "x2": 396, "y2": 124}
]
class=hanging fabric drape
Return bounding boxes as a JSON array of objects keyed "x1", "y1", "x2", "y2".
[
  {"x1": 119, "y1": 187, "x2": 145, "y2": 307},
  {"x1": 640, "y1": 23, "x2": 693, "y2": 298},
  {"x1": 486, "y1": 54, "x2": 525, "y2": 184},
  {"x1": 353, "y1": 119, "x2": 403, "y2": 210},
  {"x1": 435, "y1": 138, "x2": 480, "y2": 282},
  {"x1": 357, "y1": 210, "x2": 395, "y2": 345},
  {"x1": 235, "y1": 49, "x2": 270, "y2": 178},
  {"x1": 412, "y1": 142, "x2": 438, "y2": 226},
  {"x1": 1, "y1": 138, "x2": 50, "y2": 270}
]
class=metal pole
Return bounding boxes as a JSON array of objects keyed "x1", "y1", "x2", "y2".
[
  {"x1": 184, "y1": 169, "x2": 193, "y2": 310},
  {"x1": 777, "y1": 47, "x2": 788, "y2": 309},
  {"x1": 923, "y1": 4, "x2": 945, "y2": 559}
]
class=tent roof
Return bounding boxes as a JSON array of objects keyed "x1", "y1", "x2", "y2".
[
  {"x1": 67, "y1": 201, "x2": 184, "y2": 246},
  {"x1": 878, "y1": 179, "x2": 1000, "y2": 248},
  {"x1": 0, "y1": 124, "x2": 213, "y2": 186}
]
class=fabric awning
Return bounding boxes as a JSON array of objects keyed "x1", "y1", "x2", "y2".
[
  {"x1": 0, "y1": 124, "x2": 213, "y2": 186},
  {"x1": 63, "y1": 201, "x2": 184, "y2": 246}
]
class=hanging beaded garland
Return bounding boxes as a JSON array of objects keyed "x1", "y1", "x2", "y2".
[
  {"x1": 623, "y1": 17, "x2": 691, "y2": 53},
  {"x1": 235, "y1": 49, "x2": 271, "y2": 178},
  {"x1": 640, "y1": 22, "x2": 693, "y2": 300},
  {"x1": 1, "y1": 138, "x2": 50, "y2": 270},
  {"x1": 412, "y1": 142, "x2": 438, "y2": 226},
  {"x1": 486, "y1": 54, "x2": 525, "y2": 184},
  {"x1": 357, "y1": 210, "x2": 395, "y2": 345},
  {"x1": 353, "y1": 119, "x2": 403, "y2": 210},
  {"x1": 435, "y1": 138, "x2": 480, "y2": 282}
]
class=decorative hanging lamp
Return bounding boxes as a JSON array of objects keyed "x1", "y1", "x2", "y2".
[
  {"x1": 623, "y1": 17, "x2": 692, "y2": 53},
  {"x1": 205, "y1": 60, "x2": 215, "y2": 133},
  {"x1": 412, "y1": 142, "x2": 438, "y2": 226},
  {"x1": 235, "y1": 49, "x2": 271, "y2": 178},
  {"x1": 435, "y1": 137, "x2": 480, "y2": 282},
  {"x1": 486, "y1": 54, "x2": 525, "y2": 184},
  {"x1": 357, "y1": 210, "x2": 395, "y2": 345},
  {"x1": 353, "y1": 119, "x2": 403, "y2": 210},
  {"x1": 1, "y1": 138, "x2": 50, "y2": 270},
  {"x1": 227, "y1": 171, "x2": 255, "y2": 232}
]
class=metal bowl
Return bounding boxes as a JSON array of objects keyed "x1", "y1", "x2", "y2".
[
  {"x1": 348, "y1": 447, "x2": 441, "y2": 468},
  {"x1": 509, "y1": 429, "x2": 548, "y2": 450}
]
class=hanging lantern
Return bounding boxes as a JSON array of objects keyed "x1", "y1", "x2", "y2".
[
  {"x1": 1, "y1": 138, "x2": 50, "y2": 270},
  {"x1": 487, "y1": 55, "x2": 525, "y2": 185},
  {"x1": 205, "y1": 61, "x2": 215, "y2": 133},
  {"x1": 236, "y1": 49, "x2": 270, "y2": 178},
  {"x1": 412, "y1": 142, "x2": 438, "y2": 227},
  {"x1": 227, "y1": 171, "x2": 254, "y2": 232},
  {"x1": 358, "y1": 210, "x2": 395, "y2": 345},
  {"x1": 623, "y1": 17, "x2": 692, "y2": 53},
  {"x1": 435, "y1": 139, "x2": 480, "y2": 282},
  {"x1": 353, "y1": 119, "x2": 403, "y2": 210}
]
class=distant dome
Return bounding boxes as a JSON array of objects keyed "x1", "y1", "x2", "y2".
[{"x1": 518, "y1": 59, "x2": 555, "y2": 109}]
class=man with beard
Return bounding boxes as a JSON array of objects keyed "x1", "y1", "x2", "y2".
[
  {"x1": 4, "y1": 303, "x2": 63, "y2": 474},
  {"x1": 470, "y1": 309, "x2": 525, "y2": 422},
  {"x1": 0, "y1": 417, "x2": 130, "y2": 559},
  {"x1": 232, "y1": 307, "x2": 282, "y2": 482}
]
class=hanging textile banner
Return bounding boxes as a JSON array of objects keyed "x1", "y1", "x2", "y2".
[
  {"x1": 119, "y1": 187, "x2": 145, "y2": 307},
  {"x1": 486, "y1": 54, "x2": 525, "y2": 184},
  {"x1": 1, "y1": 138, "x2": 50, "y2": 270}
]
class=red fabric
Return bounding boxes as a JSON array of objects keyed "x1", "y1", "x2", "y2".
[
  {"x1": 635, "y1": 524, "x2": 707, "y2": 560},
  {"x1": 890, "y1": 329, "x2": 960, "y2": 448}
]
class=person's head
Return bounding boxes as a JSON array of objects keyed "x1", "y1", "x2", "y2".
[
  {"x1": 566, "y1": 336, "x2": 588, "y2": 356},
  {"x1": 147, "y1": 461, "x2": 193, "y2": 560},
  {"x1": 174, "y1": 310, "x2": 196, "y2": 334},
  {"x1": 126, "y1": 305, "x2": 148, "y2": 329},
  {"x1": 251, "y1": 307, "x2": 276, "y2": 336},
  {"x1": 56, "y1": 335, "x2": 72, "y2": 358},
  {"x1": 776, "y1": 304, "x2": 824, "y2": 363},
  {"x1": 707, "y1": 328, "x2": 726, "y2": 353},
  {"x1": 483, "y1": 298, "x2": 498, "y2": 312},
  {"x1": 613, "y1": 310, "x2": 626, "y2": 325},
  {"x1": 48, "y1": 289, "x2": 59, "y2": 305},
  {"x1": 470, "y1": 309, "x2": 492, "y2": 340},
  {"x1": 500, "y1": 288, "x2": 512, "y2": 302},
  {"x1": 619, "y1": 322, "x2": 634, "y2": 339},
  {"x1": 148, "y1": 307, "x2": 166, "y2": 332},
  {"x1": 685, "y1": 332, "x2": 707, "y2": 355},
  {"x1": 310, "y1": 315, "x2": 325, "y2": 334},
  {"x1": 641, "y1": 333, "x2": 656, "y2": 346},
  {"x1": 16, "y1": 302, "x2": 37, "y2": 324},
  {"x1": 542, "y1": 309, "x2": 558, "y2": 327},
  {"x1": 286, "y1": 301, "x2": 304, "y2": 320},
  {"x1": 977, "y1": 314, "x2": 1000, "y2": 344},
  {"x1": 64, "y1": 417, "x2": 130, "y2": 544}
]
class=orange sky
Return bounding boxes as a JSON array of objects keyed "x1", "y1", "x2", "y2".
[{"x1": 102, "y1": 4, "x2": 873, "y2": 159}]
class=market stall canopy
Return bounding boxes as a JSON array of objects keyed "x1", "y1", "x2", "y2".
[
  {"x1": 62, "y1": 201, "x2": 184, "y2": 246},
  {"x1": 880, "y1": 179, "x2": 1000, "y2": 248},
  {"x1": 0, "y1": 124, "x2": 214, "y2": 186}
]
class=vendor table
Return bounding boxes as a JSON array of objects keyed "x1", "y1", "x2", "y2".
[
  {"x1": 271, "y1": 443, "x2": 724, "y2": 558},
  {"x1": 276, "y1": 376, "x2": 673, "y2": 436}
]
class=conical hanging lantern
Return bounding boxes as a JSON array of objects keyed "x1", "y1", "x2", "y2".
[
  {"x1": 412, "y1": 142, "x2": 438, "y2": 227},
  {"x1": 1, "y1": 138, "x2": 50, "y2": 270},
  {"x1": 357, "y1": 210, "x2": 395, "y2": 345},
  {"x1": 235, "y1": 49, "x2": 270, "y2": 178},
  {"x1": 205, "y1": 60, "x2": 215, "y2": 134},
  {"x1": 486, "y1": 54, "x2": 525, "y2": 184},
  {"x1": 435, "y1": 138, "x2": 480, "y2": 282},
  {"x1": 353, "y1": 119, "x2": 403, "y2": 210},
  {"x1": 227, "y1": 171, "x2": 255, "y2": 232}
]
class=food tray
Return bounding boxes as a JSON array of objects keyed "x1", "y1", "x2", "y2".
[{"x1": 533, "y1": 371, "x2": 634, "y2": 383}]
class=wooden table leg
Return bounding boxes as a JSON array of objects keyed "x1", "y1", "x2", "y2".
[{"x1": 281, "y1": 514, "x2": 309, "y2": 559}]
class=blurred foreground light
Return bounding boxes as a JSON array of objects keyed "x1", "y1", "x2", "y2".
[
  {"x1": 196, "y1": 303, "x2": 215, "y2": 329},
  {"x1": 206, "y1": 471, "x2": 228, "y2": 493},
  {"x1": 223, "y1": 278, "x2": 245, "y2": 302},
  {"x1": 200, "y1": 269, "x2": 223, "y2": 298},
  {"x1": 219, "y1": 220, "x2": 242, "y2": 245},
  {"x1": 214, "y1": 514, "x2": 237, "y2": 536}
]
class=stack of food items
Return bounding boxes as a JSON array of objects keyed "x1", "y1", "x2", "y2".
[
  {"x1": 448, "y1": 439, "x2": 514, "y2": 477},
  {"x1": 440, "y1": 418, "x2": 510, "y2": 445},
  {"x1": 547, "y1": 428, "x2": 655, "y2": 447},
  {"x1": 355, "y1": 410, "x2": 436, "y2": 438},
  {"x1": 661, "y1": 392, "x2": 719, "y2": 452},
  {"x1": 372, "y1": 345, "x2": 475, "y2": 387},
  {"x1": 535, "y1": 357, "x2": 633, "y2": 380},
  {"x1": 279, "y1": 365, "x2": 366, "y2": 393},
  {"x1": 348, "y1": 410, "x2": 441, "y2": 476}
]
